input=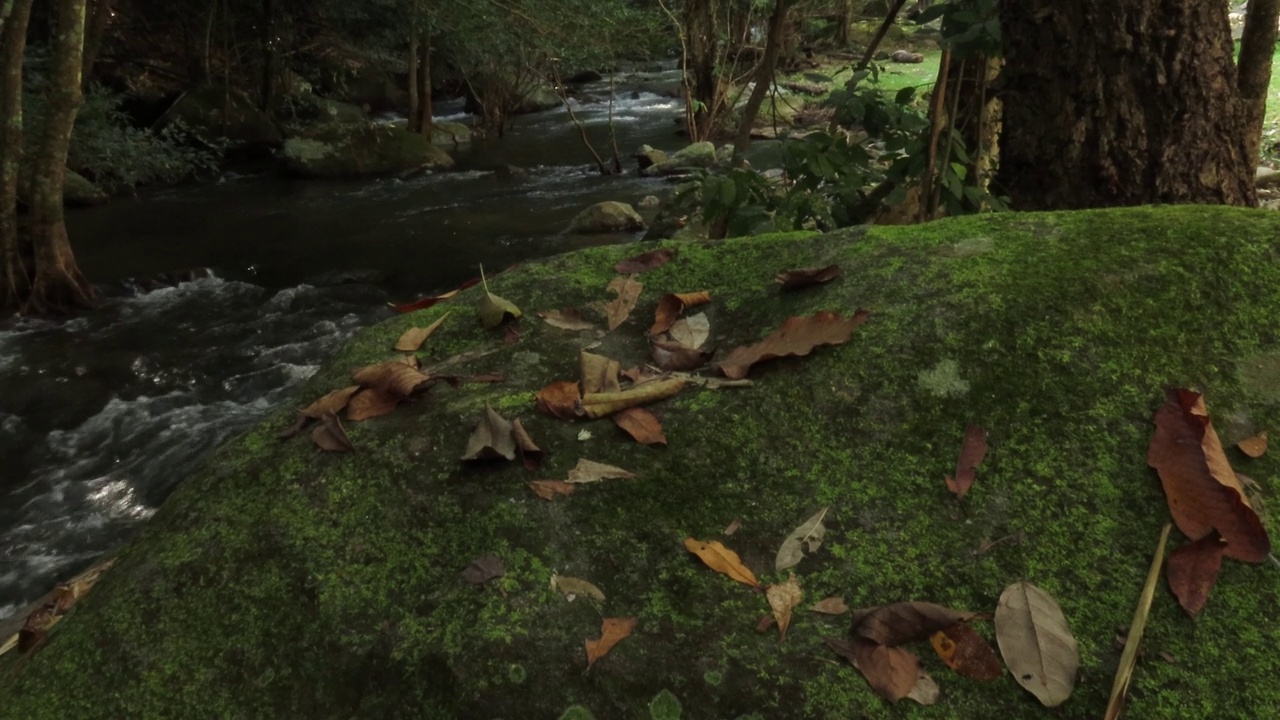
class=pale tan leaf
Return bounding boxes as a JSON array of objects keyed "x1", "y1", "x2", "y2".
[
  {"x1": 766, "y1": 574, "x2": 803, "y2": 642},
  {"x1": 585, "y1": 617, "x2": 638, "y2": 668},
  {"x1": 723, "y1": 518, "x2": 742, "y2": 536},
  {"x1": 669, "y1": 312, "x2": 711, "y2": 348},
  {"x1": 580, "y1": 351, "x2": 622, "y2": 395},
  {"x1": 565, "y1": 458, "x2": 635, "y2": 484},
  {"x1": 649, "y1": 290, "x2": 711, "y2": 336},
  {"x1": 776, "y1": 507, "x2": 828, "y2": 571},
  {"x1": 537, "y1": 308, "x2": 596, "y2": 331},
  {"x1": 394, "y1": 311, "x2": 451, "y2": 351},
  {"x1": 1238, "y1": 431, "x2": 1268, "y2": 458},
  {"x1": 810, "y1": 597, "x2": 849, "y2": 615},
  {"x1": 346, "y1": 388, "x2": 400, "y2": 421},
  {"x1": 527, "y1": 480, "x2": 577, "y2": 500},
  {"x1": 605, "y1": 276, "x2": 643, "y2": 331},
  {"x1": 683, "y1": 537, "x2": 761, "y2": 588},
  {"x1": 551, "y1": 573, "x2": 605, "y2": 602},
  {"x1": 351, "y1": 360, "x2": 434, "y2": 398},
  {"x1": 477, "y1": 266, "x2": 521, "y2": 328},
  {"x1": 906, "y1": 670, "x2": 940, "y2": 705},
  {"x1": 461, "y1": 405, "x2": 517, "y2": 462},
  {"x1": 579, "y1": 378, "x2": 687, "y2": 419}
]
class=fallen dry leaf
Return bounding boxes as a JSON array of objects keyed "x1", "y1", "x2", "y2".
[
  {"x1": 767, "y1": 574, "x2": 803, "y2": 642},
  {"x1": 1238, "y1": 431, "x2": 1268, "y2": 458},
  {"x1": 580, "y1": 351, "x2": 622, "y2": 395},
  {"x1": 605, "y1": 276, "x2": 643, "y2": 331},
  {"x1": 312, "y1": 412, "x2": 354, "y2": 452},
  {"x1": 302, "y1": 386, "x2": 361, "y2": 420},
  {"x1": 536, "y1": 381, "x2": 582, "y2": 421},
  {"x1": 387, "y1": 285, "x2": 466, "y2": 313},
  {"x1": 931, "y1": 621, "x2": 1002, "y2": 681},
  {"x1": 828, "y1": 636, "x2": 920, "y2": 702},
  {"x1": 477, "y1": 266, "x2": 522, "y2": 328},
  {"x1": 351, "y1": 360, "x2": 434, "y2": 398},
  {"x1": 394, "y1": 311, "x2": 451, "y2": 352},
  {"x1": 994, "y1": 581, "x2": 1079, "y2": 707},
  {"x1": 512, "y1": 418, "x2": 545, "y2": 471},
  {"x1": 566, "y1": 458, "x2": 636, "y2": 484},
  {"x1": 503, "y1": 320, "x2": 522, "y2": 345},
  {"x1": 651, "y1": 339, "x2": 712, "y2": 372},
  {"x1": 527, "y1": 480, "x2": 577, "y2": 500},
  {"x1": 810, "y1": 597, "x2": 849, "y2": 615},
  {"x1": 775, "y1": 264, "x2": 842, "y2": 290},
  {"x1": 717, "y1": 310, "x2": 870, "y2": 380},
  {"x1": 650, "y1": 290, "x2": 711, "y2": 336},
  {"x1": 537, "y1": 308, "x2": 596, "y2": 331},
  {"x1": 756, "y1": 614, "x2": 776, "y2": 633},
  {"x1": 723, "y1": 518, "x2": 742, "y2": 536},
  {"x1": 945, "y1": 424, "x2": 987, "y2": 500},
  {"x1": 579, "y1": 378, "x2": 687, "y2": 419},
  {"x1": 906, "y1": 670, "x2": 941, "y2": 705},
  {"x1": 462, "y1": 554, "x2": 505, "y2": 585},
  {"x1": 1166, "y1": 531, "x2": 1226, "y2": 616},
  {"x1": 1147, "y1": 389, "x2": 1271, "y2": 563},
  {"x1": 585, "y1": 617, "x2": 637, "y2": 668},
  {"x1": 461, "y1": 405, "x2": 516, "y2": 462},
  {"x1": 551, "y1": 573, "x2": 605, "y2": 602},
  {"x1": 614, "y1": 247, "x2": 676, "y2": 274},
  {"x1": 613, "y1": 407, "x2": 667, "y2": 445},
  {"x1": 683, "y1": 537, "x2": 761, "y2": 589},
  {"x1": 776, "y1": 507, "x2": 828, "y2": 571},
  {"x1": 853, "y1": 602, "x2": 977, "y2": 647},
  {"x1": 1105, "y1": 524, "x2": 1171, "y2": 720},
  {"x1": 4, "y1": 556, "x2": 117, "y2": 657},
  {"x1": 347, "y1": 388, "x2": 400, "y2": 421},
  {"x1": 669, "y1": 312, "x2": 711, "y2": 349}
]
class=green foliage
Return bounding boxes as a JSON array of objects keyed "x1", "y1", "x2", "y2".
[{"x1": 917, "y1": 0, "x2": 1002, "y2": 57}]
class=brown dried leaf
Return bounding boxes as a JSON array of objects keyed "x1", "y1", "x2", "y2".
[
  {"x1": 613, "y1": 407, "x2": 667, "y2": 445},
  {"x1": 302, "y1": 386, "x2": 361, "y2": 420},
  {"x1": 394, "y1": 311, "x2": 451, "y2": 352},
  {"x1": 930, "y1": 621, "x2": 1002, "y2": 680},
  {"x1": 651, "y1": 339, "x2": 712, "y2": 372},
  {"x1": 1147, "y1": 389, "x2": 1271, "y2": 562},
  {"x1": 579, "y1": 378, "x2": 687, "y2": 419},
  {"x1": 756, "y1": 614, "x2": 776, "y2": 633},
  {"x1": 527, "y1": 480, "x2": 577, "y2": 500},
  {"x1": 826, "y1": 637, "x2": 920, "y2": 702},
  {"x1": 945, "y1": 424, "x2": 987, "y2": 499},
  {"x1": 717, "y1": 310, "x2": 871, "y2": 380},
  {"x1": 551, "y1": 573, "x2": 605, "y2": 602},
  {"x1": 614, "y1": 247, "x2": 676, "y2": 274},
  {"x1": 347, "y1": 388, "x2": 400, "y2": 421},
  {"x1": 537, "y1": 308, "x2": 596, "y2": 331},
  {"x1": 766, "y1": 574, "x2": 803, "y2": 642},
  {"x1": 723, "y1": 518, "x2": 742, "y2": 536},
  {"x1": 1166, "y1": 531, "x2": 1226, "y2": 616},
  {"x1": 650, "y1": 290, "x2": 711, "y2": 336},
  {"x1": 536, "y1": 381, "x2": 582, "y2": 421},
  {"x1": 585, "y1": 617, "x2": 637, "y2": 668},
  {"x1": 669, "y1": 312, "x2": 711, "y2": 349},
  {"x1": 462, "y1": 554, "x2": 505, "y2": 585},
  {"x1": 810, "y1": 597, "x2": 849, "y2": 615},
  {"x1": 312, "y1": 412, "x2": 354, "y2": 452},
  {"x1": 512, "y1": 418, "x2": 545, "y2": 471},
  {"x1": 1238, "y1": 431, "x2": 1268, "y2": 458},
  {"x1": 351, "y1": 360, "x2": 434, "y2": 398},
  {"x1": 775, "y1": 264, "x2": 842, "y2": 291},
  {"x1": 853, "y1": 602, "x2": 977, "y2": 647},
  {"x1": 461, "y1": 405, "x2": 517, "y2": 462},
  {"x1": 580, "y1": 351, "x2": 622, "y2": 395},
  {"x1": 566, "y1": 459, "x2": 636, "y2": 484},
  {"x1": 605, "y1": 276, "x2": 643, "y2": 331},
  {"x1": 682, "y1": 537, "x2": 761, "y2": 588}
]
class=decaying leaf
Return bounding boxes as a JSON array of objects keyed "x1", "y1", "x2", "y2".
[
  {"x1": 579, "y1": 378, "x2": 687, "y2": 419},
  {"x1": 1166, "y1": 531, "x2": 1226, "y2": 616},
  {"x1": 651, "y1": 339, "x2": 712, "y2": 372},
  {"x1": 462, "y1": 554, "x2": 505, "y2": 585},
  {"x1": 605, "y1": 276, "x2": 643, "y2": 331},
  {"x1": 312, "y1": 412, "x2": 355, "y2": 452},
  {"x1": 723, "y1": 518, "x2": 741, "y2": 536},
  {"x1": 2, "y1": 556, "x2": 117, "y2": 657},
  {"x1": 756, "y1": 614, "x2": 776, "y2": 633},
  {"x1": 650, "y1": 290, "x2": 711, "y2": 336},
  {"x1": 840, "y1": 637, "x2": 921, "y2": 702},
  {"x1": 580, "y1": 351, "x2": 622, "y2": 395},
  {"x1": 1105, "y1": 524, "x2": 1172, "y2": 720},
  {"x1": 351, "y1": 360, "x2": 434, "y2": 398},
  {"x1": 669, "y1": 312, "x2": 711, "y2": 349},
  {"x1": 906, "y1": 670, "x2": 941, "y2": 705},
  {"x1": 1238, "y1": 431, "x2": 1268, "y2": 458},
  {"x1": 527, "y1": 480, "x2": 577, "y2": 500},
  {"x1": 503, "y1": 320, "x2": 522, "y2": 345},
  {"x1": 388, "y1": 280, "x2": 474, "y2": 313},
  {"x1": 776, "y1": 507, "x2": 828, "y2": 571},
  {"x1": 512, "y1": 418, "x2": 545, "y2": 471},
  {"x1": 462, "y1": 405, "x2": 517, "y2": 462},
  {"x1": 810, "y1": 597, "x2": 849, "y2": 615},
  {"x1": 775, "y1": 264, "x2": 842, "y2": 290},
  {"x1": 302, "y1": 386, "x2": 361, "y2": 420},
  {"x1": 614, "y1": 247, "x2": 676, "y2": 274},
  {"x1": 994, "y1": 581, "x2": 1079, "y2": 707},
  {"x1": 394, "y1": 311, "x2": 451, "y2": 352},
  {"x1": 585, "y1": 617, "x2": 638, "y2": 668},
  {"x1": 717, "y1": 310, "x2": 871, "y2": 380},
  {"x1": 347, "y1": 388, "x2": 400, "y2": 421},
  {"x1": 613, "y1": 407, "x2": 667, "y2": 445},
  {"x1": 551, "y1": 573, "x2": 605, "y2": 602},
  {"x1": 853, "y1": 602, "x2": 977, "y2": 647},
  {"x1": 538, "y1": 308, "x2": 596, "y2": 331},
  {"x1": 536, "y1": 381, "x2": 582, "y2": 421},
  {"x1": 683, "y1": 537, "x2": 761, "y2": 588},
  {"x1": 477, "y1": 266, "x2": 522, "y2": 328},
  {"x1": 931, "y1": 621, "x2": 1002, "y2": 681},
  {"x1": 944, "y1": 424, "x2": 987, "y2": 500},
  {"x1": 1146, "y1": 389, "x2": 1271, "y2": 563},
  {"x1": 565, "y1": 458, "x2": 636, "y2": 484},
  {"x1": 766, "y1": 574, "x2": 803, "y2": 642}
]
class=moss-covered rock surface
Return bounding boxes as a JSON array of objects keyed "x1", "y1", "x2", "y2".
[
  {"x1": 281, "y1": 123, "x2": 454, "y2": 178},
  {"x1": 4, "y1": 206, "x2": 1280, "y2": 719}
]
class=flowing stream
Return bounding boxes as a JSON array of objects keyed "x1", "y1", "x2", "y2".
[{"x1": 0, "y1": 67, "x2": 692, "y2": 618}]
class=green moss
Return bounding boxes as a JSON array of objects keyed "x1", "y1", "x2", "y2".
[
  {"x1": 648, "y1": 689, "x2": 682, "y2": 720},
  {"x1": 4, "y1": 206, "x2": 1280, "y2": 720},
  {"x1": 282, "y1": 123, "x2": 454, "y2": 178}
]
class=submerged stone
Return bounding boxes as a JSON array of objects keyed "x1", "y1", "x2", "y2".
[{"x1": 3, "y1": 206, "x2": 1279, "y2": 719}]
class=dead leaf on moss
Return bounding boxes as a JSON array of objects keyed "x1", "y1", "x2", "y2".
[
  {"x1": 775, "y1": 264, "x2": 842, "y2": 290},
  {"x1": 394, "y1": 311, "x2": 451, "y2": 352},
  {"x1": 585, "y1": 617, "x2": 637, "y2": 668},
  {"x1": 827, "y1": 636, "x2": 920, "y2": 702},
  {"x1": 462, "y1": 554, "x2": 505, "y2": 585},
  {"x1": 351, "y1": 360, "x2": 434, "y2": 398},
  {"x1": 551, "y1": 573, "x2": 605, "y2": 602},
  {"x1": 853, "y1": 602, "x2": 978, "y2": 647},
  {"x1": 312, "y1": 412, "x2": 355, "y2": 452},
  {"x1": 579, "y1": 378, "x2": 687, "y2": 419},
  {"x1": 536, "y1": 381, "x2": 582, "y2": 421},
  {"x1": 930, "y1": 621, "x2": 1002, "y2": 680},
  {"x1": 669, "y1": 312, "x2": 711, "y2": 349},
  {"x1": 566, "y1": 459, "x2": 636, "y2": 484},
  {"x1": 613, "y1": 407, "x2": 667, "y2": 445},
  {"x1": 462, "y1": 405, "x2": 516, "y2": 462},
  {"x1": 1166, "y1": 530, "x2": 1226, "y2": 616},
  {"x1": 512, "y1": 418, "x2": 545, "y2": 471},
  {"x1": 527, "y1": 480, "x2": 577, "y2": 500},
  {"x1": 723, "y1": 518, "x2": 742, "y2": 536},
  {"x1": 347, "y1": 388, "x2": 400, "y2": 421},
  {"x1": 1238, "y1": 431, "x2": 1268, "y2": 458},
  {"x1": 580, "y1": 351, "x2": 622, "y2": 395},
  {"x1": 651, "y1": 339, "x2": 712, "y2": 372},
  {"x1": 614, "y1": 247, "x2": 675, "y2": 274},
  {"x1": 810, "y1": 597, "x2": 849, "y2": 615},
  {"x1": 605, "y1": 276, "x2": 643, "y2": 331},
  {"x1": 650, "y1": 290, "x2": 711, "y2": 336},
  {"x1": 776, "y1": 507, "x2": 828, "y2": 571},
  {"x1": 717, "y1": 310, "x2": 870, "y2": 380},
  {"x1": 767, "y1": 574, "x2": 803, "y2": 642},
  {"x1": 477, "y1": 266, "x2": 521, "y2": 328},
  {"x1": 683, "y1": 537, "x2": 761, "y2": 588},
  {"x1": 303, "y1": 386, "x2": 361, "y2": 420},
  {"x1": 944, "y1": 424, "x2": 987, "y2": 500},
  {"x1": 995, "y1": 581, "x2": 1079, "y2": 708},
  {"x1": 538, "y1": 308, "x2": 596, "y2": 331}
]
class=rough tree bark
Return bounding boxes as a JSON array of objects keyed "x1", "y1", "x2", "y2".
[
  {"x1": 417, "y1": 35, "x2": 432, "y2": 140},
  {"x1": 835, "y1": 0, "x2": 853, "y2": 46},
  {"x1": 25, "y1": 0, "x2": 95, "y2": 315},
  {"x1": 999, "y1": 0, "x2": 1256, "y2": 209},
  {"x1": 0, "y1": 0, "x2": 34, "y2": 314},
  {"x1": 683, "y1": 0, "x2": 720, "y2": 140},
  {"x1": 1237, "y1": 0, "x2": 1280, "y2": 165},
  {"x1": 81, "y1": 0, "x2": 113, "y2": 85},
  {"x1": 732, "y1": 0, "x2": 792, "y2": 160},
  {"x1": 408, "y1": 31, "x2": 421, "y2": 133}
]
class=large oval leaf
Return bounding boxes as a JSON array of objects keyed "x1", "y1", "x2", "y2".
[{"x1": 994, "y1": 581, "x2": 1079, "y2": 707}]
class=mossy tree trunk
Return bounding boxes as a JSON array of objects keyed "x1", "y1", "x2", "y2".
[
  {"x1": 1237, "y1": 0, "x2": 1280, "y2": 165},
  {"x1": 0, "y1": 0, "x2": 34, "y2": 315},
  {"x1": 998, "y1": 0, "x2": 1256, "y2": 209},
  {"x1": 25, "y1": 0, "x2": 94, "y2": 315},
  {"x1": 80, "y1": 0, "x2": 113, "y2": 85}
]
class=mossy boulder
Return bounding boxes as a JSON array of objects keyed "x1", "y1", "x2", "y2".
[
  {"x1": 158, "y1": 84, "x2": 283, "y2": 147},
  {"x1": 430, "y1": 121, "x2": 473, "y2": 146},
  {"x1": 643, "y1": 141, "x2": 726, "y2": 177},
  {"x1": 280, "y1": 123, "x2": 454, "y2": 179},
  {"x1": 567, "y1": 201, "x2": 646, "y2": 234},
  {"x1": 4, "y1": 207, "x2": 1280, "y2": 719},
  {"x1": 17, "y1": 168, "x2": 107, "y2": 208}
]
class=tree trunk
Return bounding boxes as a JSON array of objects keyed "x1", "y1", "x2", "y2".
[
  {"x1": 0, "y1": 0, "x2": 33, "y2": 314},
  {"x1": 835, "y1": 0, "x2": 852, "y2": 46},
  {"x1": 922, "y1": 50, "x2": 1001, "y2": 218},
  {"x1": 80, "y1": 0, "x2": 112, "y2": 85},
  {"x1": 1237, "y1": 0, "x2": 1280, "y2": 165},
  {"x1": 683, "y1": 0, "x2": 720, "y2": 141},
  {"x1": 258, "y1": 0, "x2": 276, "y2": 111},
  {"x1": 25, "y1": 0, "x2": 94, "y2": 315},
  {"x1": 998, "y1": 0, "x2": 1255, "y2": 209},
  {"x1": 732, "y1": 0, "x2": 792, "y2": 160},
  {"x1": 407, "y1": 31, "x2": 420, "y2": 134},
  {"x1": 417, "y1": 34, "x2": 432, "y2": 140}
]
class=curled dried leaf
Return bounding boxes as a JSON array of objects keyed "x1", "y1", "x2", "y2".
[
  {"x1": 538, "y1": 308, "x2": 596, "y2": 331},
  {"x1": 312, "y1": 412, "x2": 355, "y2": 452},
  {"x1": 613, "y1": 407, "x2": 667, "y2": 445},
  {"x1": 717, "y1": 310, "x2": 870, "y2": 380},
  {"x1": 347, "y1": 388, "x2": 400, "y2": 421},
  {"x1": 650, "y1": 290, "x2": 711, "y2": 336},
  {"x1": 585, "y1": 617, "x2": 637, "y2": 668},
  {"x1": 775, "y1": 264, "x2": 842, "y2": 290},
  {"x1": 394, "y1": 311, "x2": 451, "y2": 352},
  {"x1": 527, "y1": 480, "x2": 577, "y2": 500},
  {"x1": 579, "y1": 378, "x2": 687, "y2": 419},
  {"x1": 462, "y1": 405, "x2": 517, "y2": 462},
  {"x1": 614, "y1": 247, "x2": 675, "y2": 274},
  {"x1": 651, "y1": 339, "x2": 712, "y2": 372},
  {"x1": 536, "y1": 381, "x2": 582, "y2": 421}
]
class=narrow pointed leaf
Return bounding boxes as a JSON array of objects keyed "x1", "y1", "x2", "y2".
[
  {"x1": 585, "y1": 617, "x2": 637, "y2": 668},
  {"x1": 945, "y1": 424, "x2": 987, "y2": 499},
  {"x1": 565, "y1": 458, "x2": 635, "y2": 484},
  {"x1": 394, "y1": 311, "x2": 451, "y2": 351},
  {"x1": 1105, "y1": 524, "x2": 1171, "y2": 720},
  {"x1": 683, "y1": 537, "x2": 761, "y2": 588},
  {"x1": 604, "y1": 276, "x2": 643, "y2": 330}
]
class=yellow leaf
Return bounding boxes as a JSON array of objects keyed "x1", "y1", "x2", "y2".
[
  {"x1": 551, "y1": 573, "x2": 605, "y2": 602},
  {"x1": 767, "y1": 574, "x2": 803, "y2": 642},
  {"x1": 683, "y1": 537, "x2": 761, "y2": 588},
  {"x1": 579, "y1": 378, "x2": 687, "y2": 419},
  {"x1": 393, "y1": 311, "x2": 451, "y2": 352},
  {"x1": 585, "y1": 617, "x2": 637, "y2": 668},
  {"x1": 477, "y1": 265, "x2": 521, "y2": 328}
]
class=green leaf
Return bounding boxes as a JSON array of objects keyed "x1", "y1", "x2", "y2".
[
  {"x1": 916, "y1": 3, "x2": 949, "y2": 24},
  {"x1": 895, "y1": 86, "x2": 917, "y2": 105},
  {"x1": 477, "y1": 265, "x2": 521, "y2": 328}
]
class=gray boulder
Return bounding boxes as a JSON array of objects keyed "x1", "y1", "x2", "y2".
[{"x1": 567, "y1": 201, "x2": 646, "y2": 234}]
